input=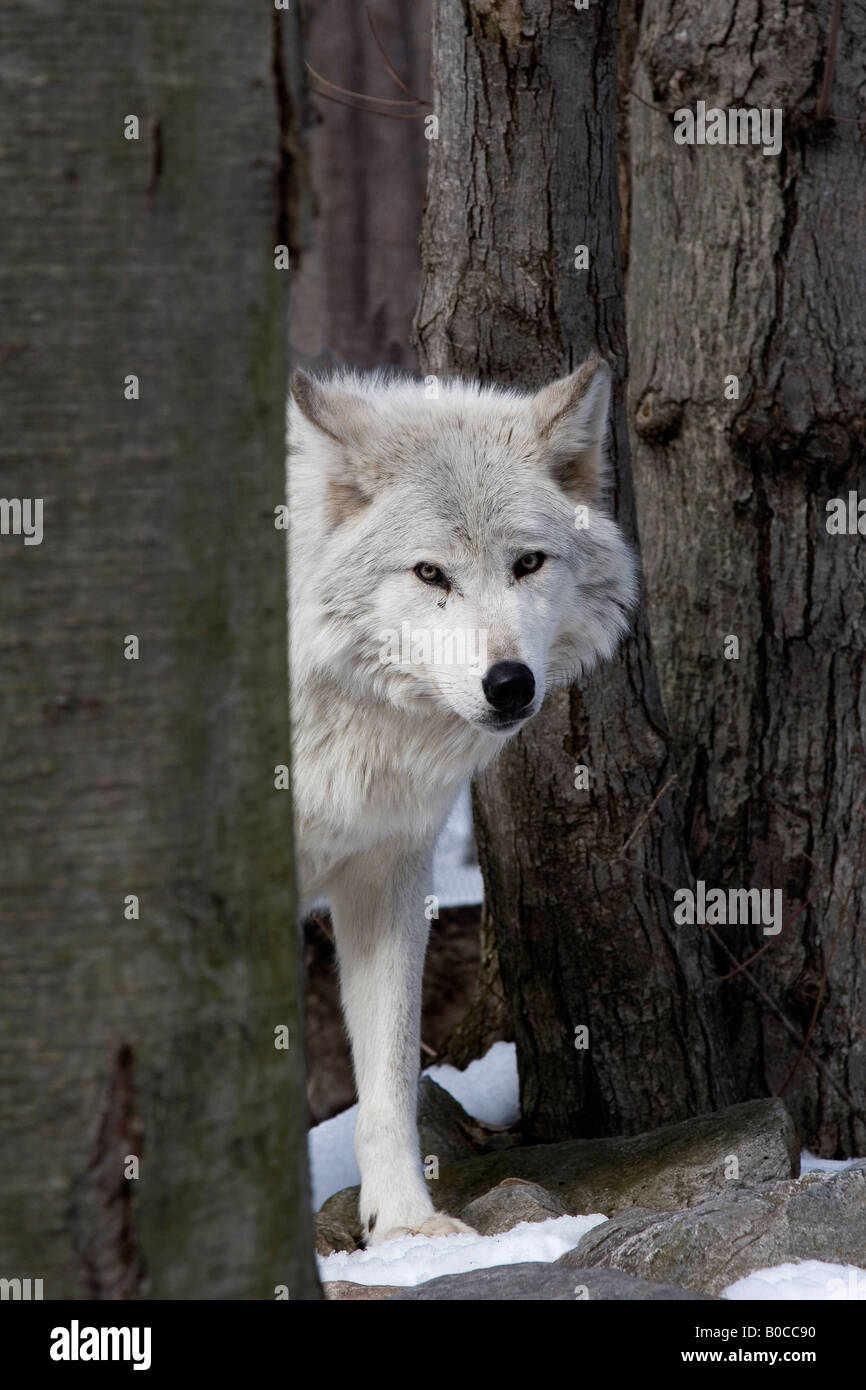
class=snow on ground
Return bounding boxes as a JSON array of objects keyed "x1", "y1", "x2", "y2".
[
  {"x1": 426, "y1": 1040, "x2": 520, "y2": 1127},
  {"x1": 431, "y1": 783, "x2": 484, "y2": 908},
  {"x1": 308, "y1": 1041, "x2": 520, "y2": 1210},
  {"x1": 310, "y1": 1026, "x2": 866, "y2": 1298},
  {"x1": 724, "y1": 1156, "x2": 866, "y2": 1300},
  {"x1": 309, "y1": 1101, "x2": 360, "y2": 1212},
  {"x1": 800, "y1": 1150, "x2": 863, "y2": 1174},
  {"x1": 320, "y1": 1213, "x2": 607, "y2": 1288},
  {"x1": 724, "y1": 1262, "x2": 866, "y2": 1300}
]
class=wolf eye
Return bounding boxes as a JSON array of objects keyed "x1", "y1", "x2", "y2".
[
  {"x1": 414, "y1": 562, "x2": 448, "y2": 588},
  {"x1": 514, "y1": 551, "x2": 546, "y2": 578}
]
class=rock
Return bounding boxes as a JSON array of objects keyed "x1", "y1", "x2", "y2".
[
  {"x1": 314, "y1": 1211, "x2": 359, "y2": 1256},
  {"x1": 316, "y1": 1189, "x2": 364, "y2": 1248},
  {"x1": 417, "y1": 1077, "x2": 510, "y2": 1163},
  {"x1": 559, "y1": 1162, "x2": 866, "y2": 1296},
  {"x1": 460, "y1": 1178, "x2": 568, "y2": 1235},
  {"x1": 323, "y1": 1281, "x2": 402, "y2": 1300},
  {"x1": 319, "y1": 1097, "x2": 798, "y2": 1228},
  {"x1": 787, "y1": 1161, "x2": 866, "y2": 1260},
  {"x1": 390, "y1": 1263, "x2": 714, "y2": 1300}
]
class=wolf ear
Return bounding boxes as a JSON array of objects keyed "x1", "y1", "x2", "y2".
[
  {"x1": 291, "y1": 370, "x2": 379, "y2": 523},
  {"x1": 291, "y1": 370, "x2": 376, "y2": 449},
  {"x1": 532, "y1": 357, "x2": 611, "y2": 500}
]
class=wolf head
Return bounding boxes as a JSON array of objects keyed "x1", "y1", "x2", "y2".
[{"x1": 288, "y1": 359, "x2": 637, "y2": 736}]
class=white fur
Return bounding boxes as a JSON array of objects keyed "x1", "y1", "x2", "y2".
[{"x1": 287, "y1": 360, "x2": 636, "y2": 1243}]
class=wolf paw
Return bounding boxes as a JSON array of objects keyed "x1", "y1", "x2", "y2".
[
  {"x1": 368, "y1": 1212, "x2": 476, "y2": 1245},
  {"x1": 411, "y1": 1213, "x2": 476, "y2": 1239}
]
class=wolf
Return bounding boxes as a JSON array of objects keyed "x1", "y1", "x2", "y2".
[{"x1": 287, "y1": 356, "x2": 636, "y2": 1244}]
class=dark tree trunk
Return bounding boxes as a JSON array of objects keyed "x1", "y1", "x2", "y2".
[
  {"x1": 0, "y1": 2, "x2": 320, "y2": 1298},
  {"x1": 415, "y1": 0, "x2": 733, "y2": 1142},
  {"x1": 292, "y1": 0, "x2": 431, "y2": 371},
  {"x1": 628, "y1": 1, "x2": 866, "y2": 1155}
]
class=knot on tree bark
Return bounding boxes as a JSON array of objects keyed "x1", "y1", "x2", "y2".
[
  {"x1": 732, "y1": 399, "x2": 859, "y2": 477},
  {"x1": 634, "y1": 390, "x2": 682, "y2": 443},
  {"x1": 470, "y1": 0, "x2": 526, "y2": 50}
]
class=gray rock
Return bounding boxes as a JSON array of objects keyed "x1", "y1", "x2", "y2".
[
  {"x1": 460, "y1": 1178, "x2": 568, "y2": 1234},
  {"x1": 319, "y1": 1096, "x2": 798, "y2": 1227},
  {"x1": 314, "y1": 1211, "x2": 359, "y2": 1256},
  {"x1": 390, "y1": 1263, "x2": 715, "y2": 1300},
  {"x1": 559, "y1": 1162, "x2": 866, "y2": 1296},
  {"x1": 316, "y1": 1190, "x2": 364, "y2": 1247},
  {"x1": 417, "y1": 1077, "x2": 514, "y2": 1164},
  {"x1": 787, "y1": 1161, "x2": 866, "y2": 1259},
  {"x1": 323, "y1": 1281, "x2": 401, "y2": 1300}
]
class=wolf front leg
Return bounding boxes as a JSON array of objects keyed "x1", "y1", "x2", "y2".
[{"x1": 328, "y1": 840, "x2": 474, "y2": 1245}]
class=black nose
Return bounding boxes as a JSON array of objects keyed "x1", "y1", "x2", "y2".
[{"x1": 482, "y1": 661, "x2": 535, "y2": 716}]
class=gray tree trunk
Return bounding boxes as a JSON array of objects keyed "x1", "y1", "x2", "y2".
[
  {"x1": 628, "y1": 2, "x2": 866, "y2": 1155},
  {"x1": 0, "y1": 2, "x2": 320, "y2": 1298},
  {"x1": 415, "y1": 0, "x2": 733, "y2": 1142}
]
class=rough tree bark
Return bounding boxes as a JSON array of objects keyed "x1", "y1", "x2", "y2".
[
  {"x1": 0, "y1": 2, "x2": 320, "y2": 1297},
  {"x1": 415, "y1": 0, "x2": 733, "y2": 1142},
  {"x1": 628, "y1": 2, "x2": 866, "y2": 1154}
]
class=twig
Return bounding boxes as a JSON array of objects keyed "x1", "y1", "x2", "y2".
[
  {"x1": 304, "y1": 59, "x2": 423, "y2": 106},
  {"x1": 624, "y1": 48, "x2": 860, "y2": 129},
  {"x1": 623, "y1": 83, "x2": 675, "y2": 118},
  {"x1": 610, "y1": 840, "x2": 866, "y2": 1129},
  {"x1": 706, "y1": 917, "x2": 866, "y2": 1127},
  {"x1": 614, "y1": 774, "x2": 678, "y2": 860},
  {"x1": 304, "y1": 10, "x2": 430, "y2": 124},
  {"x1": 365, "y1": 2, "x2": 429, "y2": 104},
  {"x1": 308, "y1": 88, "x2": 429, "y2": 120},
  {"x1": 717, "y1": 879, "x2": 826, "y2": 982},
  {"x1": 621, "y1": 854, "x2": 866, "y2": 1127}
]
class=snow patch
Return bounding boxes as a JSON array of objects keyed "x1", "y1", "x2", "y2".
[
  {"x1": 800, "y1": 1150, "x2": 863, "y2": 1175},
  {"x1": 724, "y1": 1261, "x2": 866, "y2": 1301},
  {"x1": 308, "y1": 1103, "x2": 360, "y2": 1212},
  {"x1": 309, "y1": 1040, "x2": 519, "y2": 1209},
  {"x1": 425, "y1": 1040, "x2": 520, "y2": 1127},
  {"x1": 319, "y1": 1213, "x2": 607, "y2": 1288},
  {"x1": 431, "y1": 784, "x2": 483, "y2": 908},
  {"x1": 310, "y1": 1039, "x2": 866, "y2": 1298}
]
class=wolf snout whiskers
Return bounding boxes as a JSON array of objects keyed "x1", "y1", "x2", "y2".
[{"x1": 479, "y1": 711, "x2": 535, "y2": 732}]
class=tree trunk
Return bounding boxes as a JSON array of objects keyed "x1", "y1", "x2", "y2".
[
  {"x1": 0, "y1": 2, "x2": 320, "y2": 1298},
  {"x1": 291, "y1": 0, "x2": 431, "y2": 371},
  {"x1": 415, "y1": 0, "x2": 732, "y2": 1142},
  {"x1": 628, "y1": 2, "x2": 866, "y2": 1155}
]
